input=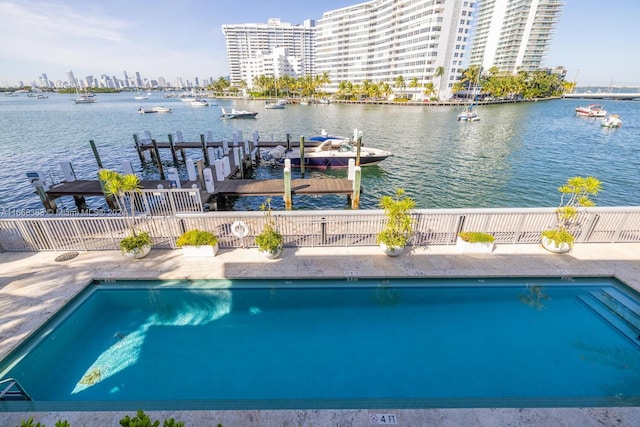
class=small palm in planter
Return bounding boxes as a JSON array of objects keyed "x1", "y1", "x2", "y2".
[
  {"x1": 176, "y1": 229, "x2": 219, "y2": 257},
  {"x1": 98, "y1": 169, "x2": 153, "y2": 258},
  {"x1": 256, "y1": 198, "x2": 284, "y2": 258},
  {"x1": 376, "y1": 188, "x2": 416, "y2": 256},
  {"x1": 541, "y1": 176, "x2": 601, "y2": 253}
]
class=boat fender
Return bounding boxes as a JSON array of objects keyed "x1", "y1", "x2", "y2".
[{"x1": 231, "y1": 221, "x2": 249, "y2": 238}]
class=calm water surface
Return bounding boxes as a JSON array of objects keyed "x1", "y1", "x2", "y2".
[{"x1": 1, "y1": 93, "x2": 639, "y2": 211}]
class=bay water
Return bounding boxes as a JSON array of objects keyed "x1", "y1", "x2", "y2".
[{"x1": 1, "y1": 93, "x2": 638, "y2": 212}]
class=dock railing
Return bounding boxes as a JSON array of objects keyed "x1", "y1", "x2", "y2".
[{"x1": 0, "y1": 207, "x2": 639, "y2": 252}]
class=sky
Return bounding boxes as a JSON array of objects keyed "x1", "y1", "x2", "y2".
[{"x1": 0, "y1": 0, "x2": 638, "y2": 88}]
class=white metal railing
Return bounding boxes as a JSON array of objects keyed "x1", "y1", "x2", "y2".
[{"x1": 0, "y1": 207, "x2": 639, "y2": 252}]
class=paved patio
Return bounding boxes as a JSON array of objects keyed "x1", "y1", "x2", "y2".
[{"x1": 1, "y1": 243, "x2": 639, "y2": 426}]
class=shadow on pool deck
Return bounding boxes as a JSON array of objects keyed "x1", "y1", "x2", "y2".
[{"x1": 1, "y1": 243, "x2": 639, "y2": 426}]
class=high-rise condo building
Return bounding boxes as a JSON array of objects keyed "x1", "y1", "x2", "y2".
[
  {"x1": 316, "y1": 0, "x2": 476, "y2": 100},
  {"x1": 468, "y1": 0, "x2": 564, "y2": 74},
  {"x1": 222, "y1": 18, "x2": 316, "y2": 87}
]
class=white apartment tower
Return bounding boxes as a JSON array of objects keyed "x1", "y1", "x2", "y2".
[
  {"x1": 468, "y1": 0, "x2": 563, "y2": 74},
  {"x1": 222, "y1": 18, "x2": 316, "y2": 87},
  {"x1": 316, "y1": 0, "x2": 476, "y2": 100}
]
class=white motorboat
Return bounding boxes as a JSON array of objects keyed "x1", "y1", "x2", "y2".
[
  {"x1": 575, "y1": 104, "x2": 606, "y2": 117},
  {"x1": 190, "y1": 99, "x2": 209, "y2": 107},
  {"x1": 261, "y1": 139, "x2": 393, "y2": 168},
  {"x1": 138, "y1": 106, "x2": 171, "y2": 114},
  {"x1": 220, "y1": 107, "x2": 258, "y2": 119}
]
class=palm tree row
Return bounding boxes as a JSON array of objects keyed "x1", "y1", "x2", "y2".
[{"x1": 208, "y1": 65, "x2": 568, "y2": 101}]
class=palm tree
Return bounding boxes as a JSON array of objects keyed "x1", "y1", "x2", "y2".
[
  {"x1": 434, "y1": 66, "x2": 445, "y2": 99},
  {"x1": 394, "y1": 75, "x2": 406, "y2": 98},
  {"x1": 408, "y1": 77, "x2": 419, "y2": 100}
]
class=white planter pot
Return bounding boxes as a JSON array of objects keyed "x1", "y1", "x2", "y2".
[
  {"x1": 258, "y1": 245, "x2": 283, "y2": 259},
  {"x1": 456, "y1": 236, "x2": 495, "y2": 253},
  {"x1": 181, "y1": 243, "x2": 219, "y2": 257},
  {"x1": 541, "y1": 236, "x2": 571, "y2": 254},
  {"x1": 380, "y1": 243, "x2": 405, "y2": 257},
  {"x1": 122, "y1": 245, "x2": 151, "y2": 259}
]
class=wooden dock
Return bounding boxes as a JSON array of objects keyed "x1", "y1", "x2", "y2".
[
  {"x1": 213, "y1": 178, "x2": 355, "y2": 197},
  {"x1": 44, "y1": 176, "x2": 358, "y2": 211}
]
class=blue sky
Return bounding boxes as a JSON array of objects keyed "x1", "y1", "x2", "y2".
[{"x1": 0, "y1": 0, "x2": 638, "y2": 87}]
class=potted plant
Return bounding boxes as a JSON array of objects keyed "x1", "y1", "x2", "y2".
[
  {"x1": 457, "y1": 231, "x2": 495, "y2": 253},
  {"x1": 376, "y1": 188, "x2": 416, "y2": 256},
  {"x1": 176, "y1": 229, "x2": 219, "y2": 257},
  {"x1": 255, "y1": 198, "x2": 284, "y2": 258},
  {"x1": 98, "y1": 169, "x2": 153, "y2": 258},
  {"x1": 119, "y1": 232, "x2": 153, "y2": 259},
  {"x1": 541, "y1": 176, "x2": 601, "y2": 253}
]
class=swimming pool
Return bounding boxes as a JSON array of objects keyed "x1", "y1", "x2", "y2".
[{"x1": 1, "y1": 277, "x2": 639, "y2": 411}]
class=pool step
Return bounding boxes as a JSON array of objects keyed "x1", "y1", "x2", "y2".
[
  {"x1": 591, "y1": 287, "x2": 640, "y2": 331},
  {"x1": 577, "y1": 289, "x2": 640, "y2": 347}
]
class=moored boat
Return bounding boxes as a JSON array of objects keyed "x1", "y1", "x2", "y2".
[
  {"x1": 601, "y1": 114, "x2": 622, "y2": 128},
  {"x1": 575, "y1": 103, "x2": 606, "y2": 117},
  {"x1": 220, "y1": 107, "x2": 258, "y2": 119},
  {"x1": 457, "y1": 107, "x2": 480, "y2": 121},
  {"x1": 190, "y1": 99, "x2": 209, "y2": 107},
  {"x1": 138, "y1": 106, "x2": 171, "y2": 113},
  {"x1": 261, "y1": 139, "x2": 393, "y2": 169}
]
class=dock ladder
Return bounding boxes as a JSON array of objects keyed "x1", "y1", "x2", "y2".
[{"x1": 0, "y1": 378, "x2": 32, "y2": 401}]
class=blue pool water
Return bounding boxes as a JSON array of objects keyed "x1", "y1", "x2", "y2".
[{"x1": 1, "y1": 277, "x2": 639, "y2": 411}]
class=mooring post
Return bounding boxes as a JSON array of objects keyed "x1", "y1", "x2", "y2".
[
  {"x1": 168, "y1": 134, "x2": 180, "y2": 167},
  {"x1": 200, "y1": 134, "x2": 210, "y2": 166},
  {"x1": 132, "y1": 134, "x2": 145, "y2": 163},
  {"x1": 299, "y1": 135, "x2": 305, "y2": 176},
  {"x1": 89, "y1": 140, "x2": 103, "y2": 169},
  {"x1": 284, "y1": 159, "x2": 292, "y2": 210},
  {"x1": 356, "y1": 134, "x2": 362, "y2": 167},
  {"x1": 151, "y1": 139, "x2": 165, "y2": 179},
  {"x1": 286, "y1": 133, "x2": 291, "y2": 151},
  {"x1": 351, "y1": 166, "x2": 361, "y2": 209}
]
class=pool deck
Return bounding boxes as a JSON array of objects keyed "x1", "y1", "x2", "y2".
[{"x1": 1, "y1": 242, "x2": 639, "y2": 426}]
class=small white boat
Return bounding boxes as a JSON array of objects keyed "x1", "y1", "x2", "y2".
[
  {"x1": 36, "y1": 94, "x2": 49, "y2": 99},
  {"x1": 73, "y1": 92, "x2": 96, "y2": 104},
  {"x1": 138, "y1": 106, "x2": 171, "y2": 114},
  {"x1": 220, "y1": 107, "x2": 258, "y2": 119},
  {"x1": 190, "y1": 99, "x2": 209, "y2": 107},
  {"x1": 601, "y1": 114, "x2": 622, "y2": 128},
  {"x1": 265, "y1": 100, "x2": 285, "y2": 109},
  {"x1": 134, "y1": 91, "x2": 150, "y2": 100},
  {"x1": 457, "y1": 107, "x2": 479, "y2": 121},
  {"x1": 575, "y1": 103, "x2": 606, "y2": 117}
]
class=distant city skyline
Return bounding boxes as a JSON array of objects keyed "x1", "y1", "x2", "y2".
[{"x1": 1, "y1": 0, "x2": 640, "y2": 87}]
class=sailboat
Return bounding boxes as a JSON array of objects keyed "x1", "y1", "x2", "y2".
[
  {"x1": 134, "y1": 90, "x2": 150, "y2": 100},
  {"x1": 73, "y1": 86, "x2": 96, "y2": 104},
  {"x1": 265, "y1": 76, "x2": 286, "y2": 109},
  {"x1": 457, "y1": 68, "x2": 481, "y2": 121}
]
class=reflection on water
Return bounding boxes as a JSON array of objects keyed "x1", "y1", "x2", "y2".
[{"x1": 1, "y1": 94, "x2": 639, "y2": 211}]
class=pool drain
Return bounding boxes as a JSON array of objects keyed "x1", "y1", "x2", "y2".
[{"x1": 55, "y1": 251, "x2": 79, "y2": 262}]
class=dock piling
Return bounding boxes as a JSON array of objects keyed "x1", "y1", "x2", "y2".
[
  {"x1": 351, "y1": 166, "x2": 361, "y2": 209},
  {"x1": 151, "y1": 139, "x2": 165, "y2": 180},
  {"x1": 89, "y1": 140, "x2": 103, "y2": 169},
  {"x1": 168, "y1": 134, "x2": 180, "y2": 167},
  {"x1": 132, "y1": 134, "x2": 145, "y2": 163},
  {"x1": 299, "y1": 136, "x2": 305, "y2": 176},
  {"x1": 200, "y1": 134, "x2": 210, "y2": 166},
  {"x1": 284, "y1": 160, "x2": 292, "y2": 210}
]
